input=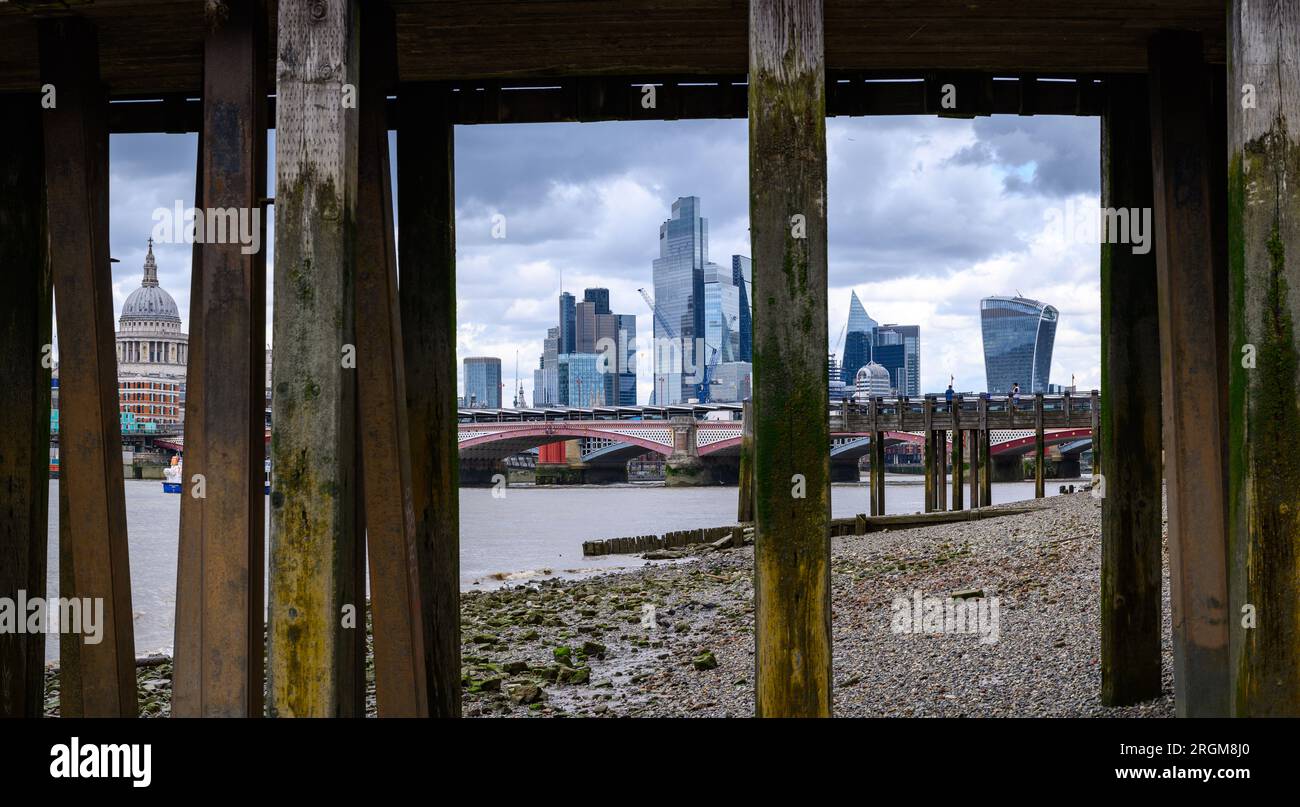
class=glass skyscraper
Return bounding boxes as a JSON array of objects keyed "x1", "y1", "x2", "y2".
[
  {"x1": 463, "y1": 356, "x2": 502, "y2": 408},
  {"x1": 980, "y1": 296, "x2": 1058, "y2": 393},
  {"x1": 872, "y1": 325, "x2": 920, "y2": 396},
  {"x1": 732, "y1": 255, "x2": 752, "y2": 363},
  {"x1": 652, "y1": 196, "x2": 708, "y2": 403}
]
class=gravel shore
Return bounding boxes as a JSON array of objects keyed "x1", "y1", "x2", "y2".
[{"x1": 42, "y1": 490, "x2": 1175, "y2": 717}]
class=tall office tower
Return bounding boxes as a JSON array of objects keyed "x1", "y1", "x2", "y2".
[
  {"x1": 980, "y1": 296, "x2": 1058, "y2": 393},
  {"x1": 533, "y1": 326, "x2": 561, "y2": 406},
  {"x1": 872, "y1": 324, "x2": 921, "y2": 396},
  {"x1": 732, "y1": 255, "x2": 752, "y2": 363},
  {"x1": 652, "y1": 196, "x2": 708, "y2": 403},
  {"x1": 558, "y1": 353, "x2": 603, "y2": 406},
  {"x1": 704, "y1": 261, "x2": 741, "y2": 366},
  {"x1": 558, "y1": 291, "x2": 576, "y2": 354},
  {"x1": 463, "y1": 356, "x2": 503, "y2": 408},
  {"x1": 840, "y1": 291, "x2": 879, "y2": 384},
  {"x1": 583, "y1": 287, "x2": 610, "y2": 315},
  {"x1": 614, "y1": 313, "x2": 638, "y2": 405}
]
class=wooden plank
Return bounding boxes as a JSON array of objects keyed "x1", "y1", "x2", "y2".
[
  {"x1": 268, "y1": 0, "x2": 362, "y2": 717},
  {"x1": 398, "y1": 83, "x2": 462, "y2": 718},
  {"x1": 38, "y1": 17, "x2": 136, "y2": 717},
  {"x1": 0, "y1": 93, "x2": 51, "y2": 718},
  {"x1": 1227, "y1": 0, "x2": 1300, "y2": 716},
  {"x1": 750, "y1": 0, "x2": 832, "y2": 718},
  {"x1": 1148, "y1": 30, "x2": 1230, "y2": 717},
  {"x1": 356, "y1": 0, "x2": 431, "y2": 717},
  {"x1": 172, "y1": 0, "x2": 268, "y2": 719},
  {"x1": 737, "y1": 399, "x2": 755, "y2": 522},
  {"x1": 1099, "y1": 76, "x2": 1164, "y2": 706}
]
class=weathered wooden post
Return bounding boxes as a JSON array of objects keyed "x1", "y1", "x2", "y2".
[
  {"x1": 968, "y1": 429, "x2": 980, "y2": 509},
  {"x1": 38, "y1": 17, "x2": 137, "y2": 718},
  {"x1": 1098, "y1": 76, "x2": 1164, "y2": 707},
  {"x1": 173, "y1": 0, "x2": 268, "y2": 718},
  {"x1": 978, "y1": 396, "x2": 991, "y2": 506},
  {"x1": 923, "y1": 396, "x2": 935, "y2": 512},
  {"x1": 874, "y1": 428, "x2": 886, "y2": 516},
  {"x1": 1033, "y1": 394, "x2": 1045, "y2": 498},
  {"x1": 749, "y1": 0, "x2": 832, "y2": 717},
  {"x1": 937, "y1": 429, "x2": 947, "y2": 512},
  {"x1": 0, "y1": 93, "x2": 51, "y2": 718},
  {"x1": 867, "y1": 398, "x2": 878, "y2": 516},
  {"x1": 951, "y1": 398, "x2": 964, "y2": 511},
  {"x1": 269, "y1": 0, "x2": 364, "y2": 717},
  {"x1": 398, "y1": 83, "x2": 462, "y2": 717},
  {"x1": 738, "y1": 398, "x2": 755, "y2": 522},
  {"x1": 1148, "y1": 30, "x2": 1230, "y2": 716},
  {"x1": 355, "y1": 1, "x2": 433, "y2": 717},
  {"x1": 1227, "y1": 0, "x2": 1300, "y2": 716}
]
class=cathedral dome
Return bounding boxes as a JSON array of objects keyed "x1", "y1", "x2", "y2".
[{"x1": 120, "y1": 240, "x2": 181, "y2": 324}]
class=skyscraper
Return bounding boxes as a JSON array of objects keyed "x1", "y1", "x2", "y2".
[
  {"x1": 558, "y1": 292, "x2": 576, "y2": 355},
  {"x1": 652, "y1": 196, "x2": 708, "y2": 403},
  {"x1": 873, "y1": 324, "x2": 920, "y2": 396},
  {"x1": 704, "y1": 261, "x2": 741, "y2": 365},
  {"x1": 463, "y1": 356, "x2": 502, "y2": 408},
  {"x1": 980, "y1": 296, "x2": 1058, "y2": 393},
  {"x1": 732, "y1": 255, "x2": 753, "y2": 363},
  {"x1": 846, "y1": 290, "x2": 878, "y2": 336}
]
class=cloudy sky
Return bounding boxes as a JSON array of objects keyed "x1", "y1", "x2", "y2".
[{"x1": 102, "y1": 112, "x2": 1101, "y2": 405}]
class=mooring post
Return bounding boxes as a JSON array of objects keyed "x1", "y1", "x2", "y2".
[
  {"x1": 38, "y1": 17, "x2": 137, "y2": 717},
  {"x1": 1227, "y1": 0, "x2": 1300, "y2": 716},
  {"x1": 738, "y1": 398, "x2": 755, "y2": 522},
  {"x1": 398, "y1": 83, "x2": 462, "y2": 717},
  {"x1": 355, "y1": 1, "x2": 432, "y2": 717},
  {"x1": 173, "y1": 0, "x2": 268, "y2": 718},
  {"x1": 1148, "y1": 31, "x2": 1230, "y2": 716},
  {"x1": 269, "y1": 0, "x2": 363, "y2": 717},
  {"x1": 749, "y1": 0, "x2": 832, "y2": 717},
  {"x1": 0, "y1": 93, "x2": 51, "y2": 718},
  {"x1": 923, "y1": 396, "x2": 934, "y2": 512},
  {"x1": 951, "y1": 398, "x2": 964, "y2": 510},
  {"x1": 1034, "y1": 393, "x2": 1045, "y2": 498},
  {"x1": 1098, "y1": 76, "x2": 1164, "y2": 707}
]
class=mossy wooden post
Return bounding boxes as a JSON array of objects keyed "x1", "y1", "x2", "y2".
[
  {"x1": 737, "y1": 399, "x2": 755, "y2": 522},
  {"x1": 398, "y1": 83, "x2": 462, "y2": 717},
  {"x1": 977, "y1": 396, "x2": 991, "y2": 506},
  {"x1": 39, "y1": 17, "x2": 137, "y2": 718},
  {"x1": 1033, "y1": 394, "x2": 1045, "y2": 498},
  {"x1": 1148, "y1": 31, "x2": 1230, "y2": 716},
  {"x1": 951, "y1": 400, "x2": 964, "y2": 510},
  {"x1": 749, "y1": 0, "x2": 832, "y2": 717},
  {"x1": 173, "y1": 0, "x2": 269, "y2": 718},
  {"x1": 968, "y1": 429, "x2": 980, "y2": 508},
  {"x1": 0, "y1": 93, "x2": 50, "y2": 718},
  {"x1": 873, "y1": 429, "x2": 886, "y2": 515},
  {"x1": 269, "y1": 0, "x2": 362, "y2": 717},
  {"x1": 1228, "y1": 1, "x2": 1300, "y2": 715},
  {"x1": 1099, "y1": 76, "x2": 1164, "y2": 706}
]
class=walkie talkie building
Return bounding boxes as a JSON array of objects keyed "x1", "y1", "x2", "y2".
[{"x1": 980, "y1": 296, "x2": 1058, "y2": 394}]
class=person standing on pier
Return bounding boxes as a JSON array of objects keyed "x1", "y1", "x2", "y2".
[{"x1": 1011, "y1": 382, "x2": 1021, "y2": 411}]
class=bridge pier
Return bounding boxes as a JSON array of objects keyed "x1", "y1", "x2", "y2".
[
  {"x1": 830, "y1": 462, "x2": 860, "y2": 483},
  {"x1": 989, "y1": 454, "x2": 1023, "y2": 484},
  {"x1": 665, "y1": 416, "x2": 709, "y2": 486}
]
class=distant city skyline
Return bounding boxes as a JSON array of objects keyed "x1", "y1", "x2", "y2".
[{"x1": 95, "y1": 114, "x2": 1102, "y2": 405}]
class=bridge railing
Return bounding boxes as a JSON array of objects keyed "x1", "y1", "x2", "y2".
[{"x1": 837, "y1": 391, "x2": 1099, "y2": 433}]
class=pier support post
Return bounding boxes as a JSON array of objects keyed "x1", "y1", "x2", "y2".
[
  {"x1": 873, "y1": 430, "x2": 886, "y2": 515},
  {"x1": 1034, "y1": 394, "x2": 1045, "y2": 498},
  {"x1": 968, "y1": 430, "x2": 980, "y2": 508},
  {"x1": 923, "y1": 397, "x2": 934, "y2": 512},
  {"x1": 39, "y1": 17, "x2": 136, "y2": 717},
  {"x1": 173, "y1": 0, "x2": 268, "y2": 718},
  {"x1": 978, "y1": 398, "x2": 992, "y2": 506},
  {"x1": 1227, "y1": 0, "x2": 1300, "y2": 715},
  {"x1": 356, "y1": 2, "x2": 432, "y2": 717},
  {"x1": 1148, "y1": 31, "x2": 1230, "y2": 716},
  {"x1": 937, "y1": 429, "x2": 947, "y2": 511},
  {"x1": 1099, "y1": 76, "x2": 1164, "y2": 706},
  {"x1": 398, "y1": 83, "x2": 462, "y2": 717},
  {"x1": 749, "y1": 0, "x2": 832, "y2": 717},
  {"x1": 0, "y1": 94, "x2": 51, "y2": 718},
  {"x1": 951, "y1": 411, "x2": 964, "y2": 511},
  {"x1": 269, "y1": 0, "x2": 363, "y2": 717},
  {"x1": 738, "y1": 399, "x2": 755, "y2": 522}
]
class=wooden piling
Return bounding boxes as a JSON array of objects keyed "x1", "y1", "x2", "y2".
[
  {"x1": 355, "y1": 1, "x2": 431, "y2": 717},
  {"x1": 173, "y1": 0, "x2": 268, "y2": 718},
  {"x1": 1227, "y1": 0, "x2": 1300, "y2": 716},
  {"x1": 737, "y1": 398, "x2": 754, "y2": 522},
  {"x1": 398, "y1": 83, "x2": 462, "y2": 717},
  {"x1": 268, "y1": 0, "x2": 362, "y2": 717},
  {"x1": 922, "y1": 396, "x2": 934, "y2": 512},
  {"x1": 749, "y1": 0, "x2": 832, "y2": 718},
  {"x1": 1034, "y1": 394, "x2": 1045, "y2": 498},
  {"x1": 951, "y1": 413, "x2": 964, "y2": 511},
  {"x1": 38, "y1": 17, "x2": 137, "y2": 717},
  {"x1": 968, "y1": 430, "x2": 980, "y2": 508},
  {"x1": 1148, "y1": 30, "x2": 1230, "y2": 716},
  {"x1": 0, "y1": 93, "x2": 51, "y2": 718},
  {"x1": 1099, "y1": 76, "x2": 1164, "y2": 706}
]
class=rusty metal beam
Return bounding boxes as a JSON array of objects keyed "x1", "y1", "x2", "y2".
[
  {"x1": 1148, "y1": 30, "x2": 1230, "y2": 716},
  {"x1": 172, "y1": 0, "x2": 268, "y2": 718},
  {"x1": 0, "y1": 92, "x2": 51, "y2": 718},
  {"x1": 38, "y1": 16, "x2": 136, "y2": 717}
]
